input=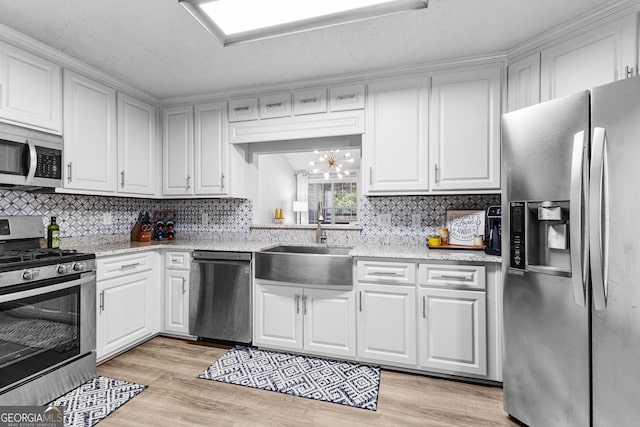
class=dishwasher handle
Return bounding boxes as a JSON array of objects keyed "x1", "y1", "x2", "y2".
[{"x1": 192, "y1": 258, "x2": 251, "y2": 267}]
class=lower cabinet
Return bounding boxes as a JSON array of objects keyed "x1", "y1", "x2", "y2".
[
  {"x1": 163, "y1": 251, "x2": 191, "y2": 336},
  {"x1": 418, "y1": 288, "x2": 487, "y2": 375},
  {"x1": 253, "y1": 282, "x2": 356, "y2": 358},
  {"x1": 356, "y1": 282, "x2": 417, "y2": 367}
]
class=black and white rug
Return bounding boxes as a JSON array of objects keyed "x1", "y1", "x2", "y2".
[
  {"x1": 49, "y1": 376, "x2": 147, "y2": 427},
  {"x1": 198, "y1": 346, "x2": 381, "y2": 411}
]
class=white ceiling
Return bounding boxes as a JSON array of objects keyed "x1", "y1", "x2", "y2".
[{"x1": 0, "y1": 0, "x2": 625, "y2": 100}]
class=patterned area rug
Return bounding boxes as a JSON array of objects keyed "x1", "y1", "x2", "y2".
[
  {"x1": 198, "y1": 346, "x2": 381, "y2": 411},
  {"x1": 49, "y1": 376, "x2": 147, "y2": 427}
]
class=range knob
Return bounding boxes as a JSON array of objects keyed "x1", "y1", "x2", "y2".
[
  {"x1": 72, "y1": 262, "x2": 86, "y2": 272},
  {"x1": 23, "y1": 269, "x2": 40, "y2": 281},
  {"x1": 57, "y1": 264, "x2": 71, "y2": 274}
]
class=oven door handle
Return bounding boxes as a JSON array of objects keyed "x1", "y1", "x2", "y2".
[
  {"x1": 26, "y1": 139, "x2": 38, "y2": 183},
  {"x1": 0, "y1": 272, "x2": 96, "y2": 303}
]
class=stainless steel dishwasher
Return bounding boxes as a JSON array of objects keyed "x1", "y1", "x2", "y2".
[{"x1": 189, "y1": 251, "x2": 252, "y2": 344}]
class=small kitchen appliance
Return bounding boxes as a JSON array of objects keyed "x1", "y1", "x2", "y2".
[
  {"x1": 0, "y1": 216, "x2": 96, "y2": 405},
  {"x1": 484, "y1": 206, "x2": 501, "y2": 255}
]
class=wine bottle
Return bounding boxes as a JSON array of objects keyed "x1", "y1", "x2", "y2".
[{"x1": 47, "y1": 216, "x2": 60, "y2": 249}]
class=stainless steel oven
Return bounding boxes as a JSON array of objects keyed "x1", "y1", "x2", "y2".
[
  {"x1": 0, "y1": 122, "x2": 62, "y2": 190},
  {"x1": 0, "y1": 216, "x2": 96, "y2": 405}
]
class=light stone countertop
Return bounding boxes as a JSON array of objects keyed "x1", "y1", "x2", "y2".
[{"x1": 67, "y1": 239, "x2": 501, "y2": 264}]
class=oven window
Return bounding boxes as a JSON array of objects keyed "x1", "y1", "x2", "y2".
[{"x1": 0, "y1": 286, "x2": 80, "y2": 390}]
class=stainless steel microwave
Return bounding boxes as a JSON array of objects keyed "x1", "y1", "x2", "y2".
[{"x1": 0, "y1": 122, "x2": 62, "y2": 190}]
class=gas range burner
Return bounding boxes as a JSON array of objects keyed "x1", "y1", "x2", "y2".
[{"x1": 0, "y1": 249, "x2": 78, "y2": 265}]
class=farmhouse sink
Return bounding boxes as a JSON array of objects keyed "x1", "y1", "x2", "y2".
[{"x1": 255, "y1": 245, "x2": 354, "y2": 287}]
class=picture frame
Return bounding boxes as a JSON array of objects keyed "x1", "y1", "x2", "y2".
[{"x1": 445, "y1": 209, "x2": 485, "y2": 246}]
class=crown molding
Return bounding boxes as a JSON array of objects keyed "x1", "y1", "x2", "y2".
[
  {"x1": 0, "y1": 23, "x2": 160, "y2": 105},
  {"x1": 508, "y1": 0, "x2": 640, "y2": 61}
]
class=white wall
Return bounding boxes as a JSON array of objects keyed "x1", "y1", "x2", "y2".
[{"x1": 256, "y1": 154, "x2": 297, "y2": 224}]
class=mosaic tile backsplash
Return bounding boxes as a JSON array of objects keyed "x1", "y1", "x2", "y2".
[{"x1": 0, "y1": 189, "x2": 499, "y2": 243}]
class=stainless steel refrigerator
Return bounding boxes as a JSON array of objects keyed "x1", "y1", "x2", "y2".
[{"x1": 502, "y1": 75, "x2": 640, "y2": 426}]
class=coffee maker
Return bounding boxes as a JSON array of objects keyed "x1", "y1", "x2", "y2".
[{"x1": 485, "y1": 206, "x2": 501, "y2": 255}]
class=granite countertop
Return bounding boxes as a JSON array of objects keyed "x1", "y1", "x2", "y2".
[{"x1": 68, "y1": 239, "x2": 501, "y2": 264}]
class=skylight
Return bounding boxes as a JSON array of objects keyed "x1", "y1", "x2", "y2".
[{"x1": 179, "y1": 0, "x2": 428, "y2": 46}]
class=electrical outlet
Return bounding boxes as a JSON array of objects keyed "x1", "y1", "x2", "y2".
[
  {"x1": 377, "y1": 214, "x2": 392, "y2": 226},
  {"x1": 202, "y1": 212, "x2": 209, "y2": 225},
  {"x1": 101, "y1": 212, "x2": 112, "y2": 225},
  {"x1": 411, "y1": 214, "x2": 421, "y2": 228}
]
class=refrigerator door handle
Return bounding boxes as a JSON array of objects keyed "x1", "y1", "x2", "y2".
[
  {"x1": 589, "y1": 127, "x2": 609, "y2": 311},
  {"x1": 569, "y1": 131, "x2": 588, "y2": 306}
]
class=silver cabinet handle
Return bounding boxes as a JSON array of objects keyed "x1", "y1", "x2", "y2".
[
  {"x1": 220, "y1": 173, "x2": 225, "y2": 191},
  {"x1": 186, "y1": 175, "x2": 191, "y2": 190},
  {"x1": 121, "y1": 262, "x2": 140, "y2": 270},
  {"x1": 301, "y1": 98, "x2": 318, "y2": 104},
  {"x1": 99, "y1": 290, "x2": 105, "y2": 312},
  {"x1": 233, "y1": 106, "x2": 250, "y2": 112},
  {"x1": 437, "y1": 274, "x2": 472, "y2": 280},
  {"x1": 182, "y1": 277, "x2": 186, "y2": 294},
  {"x1": 359, "y1": 291, "x2": 363, "y2": 312},
  {"x1": 302, "y1": 295, "x2": 307, "y2": 315},
  {"x1": 626, "y1": 66, "x2": 634, "y2": 78},
  {"x1": 570, "y1": 131, "x2": 588, "y2": 307},
  {"x1": 422, "y1": 295, "x2": 426, "y2": 318},
  {"x1": 26, "y1": 139, "x2": 37, "y2": 182},
  {"x1": 590, "y1": 127, "x2": 609, "y2": 311},
  {"x1": 435, "y1": 163, "x2": 440, "y2": 183},
  {"x1": 265, "y1": 102, "x2": 282, "y2": 109},
  {"x1": 295, "y1": 294, "x2": 300, "y2": 314},
  {"x1": 67, "y1": 162, "x2": 72, "y2": 183},
  {"x1": 371, "y1": 271, "x2": 399, "y2": 276},
  {"x1": 336, "y1": 94, "x2": 356, "y2": 100},
  {"x1": 120, "y1": 170, "x2": 125, "y2": 188},
  {"x1": 369, "y1": 167, "x2": 373, "y2": 185}
]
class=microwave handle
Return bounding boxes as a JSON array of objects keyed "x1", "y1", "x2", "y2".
[{"x1": 26, "y1": 139, "x2": 37, "y2": 182}]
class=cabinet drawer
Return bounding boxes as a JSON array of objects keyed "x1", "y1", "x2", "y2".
[
  {"x1": 356, "y1": 260, "x2": 416, "y2": 284},
  {"x1": 97, "y1": 252, "x2": 153, "y2": 281},
  {"x1": 260, "y1": 92, "x2": 292, "y2": 119},
  {"x1": 228, "y1": 97, "x2": 259, "y2": 122},
  {"x1": 418, "y1": 264, "x2": 485, "y2": 290},
  {"x1": 329, "y1": 83, "x2": 365, "y2": 111},
  {"x1": 166, "y1": 251, "x2": 191, "y2": 270},
  {"x1": 293, "y1": 87, "x2": 327, "y2": 115}
]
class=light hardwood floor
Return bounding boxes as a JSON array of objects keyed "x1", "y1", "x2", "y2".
[{"x1": 97, "y1": 336, "x2": 519, "y2": 426}]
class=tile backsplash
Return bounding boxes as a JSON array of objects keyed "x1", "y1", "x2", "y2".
[{"x1": 0, "y1": 189, "x2": 499, "y2": 242}]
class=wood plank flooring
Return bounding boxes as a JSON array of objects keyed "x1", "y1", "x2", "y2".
[{"x1": 97, "y1": 336, "x2": 519, "y2": 426}]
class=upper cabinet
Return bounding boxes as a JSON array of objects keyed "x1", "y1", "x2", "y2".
[
  {"x1": 429, "y1": 64, "x2": 502, "y2": 191},
  {"x1": 0, "y1": 41, "x2": 62, "y2": 134},
  {"x1": 162, "y1": 105, "x2": 194, "y2": 196},
  {"x1": 117, "y1": 93, "x2": 156, "y2": 195},
  {"x1": 507, "y1": 53, "x2": 541, "y2": 112},
  {"x1": 63, "y1": 70, "x2": 117, "y2": 192},
  {"x1": 365, "y1": 75, "x2": 429, "y2": 194},
  {"x1": 194, "y1": 102, "x2": 227, "y2": 195}
]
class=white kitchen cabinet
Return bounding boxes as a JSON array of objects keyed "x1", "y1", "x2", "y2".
[
  {"x1": 429, "y1": 64, "x2": 501, "y2": 191},
  {"x1": 329, "y1": 83, "x2": 366, "y2": 112},
  {"x1": 228, "y1": 97, "x2": 258, "y2": 122},
  {"x1": 508, "y1": 53, "x2": 541, "y2": 112},
  {"x1": 303, "y1": 288, "x2": 356, "y2": 359},
  {"x1": 162, "y1": 105, "x2": 193, "y2": 195},
  {"x1": 63, "y1": 70, "x2": 117, "y2": 192},
  {"x1": 540, "y1": 14, "x2": 636, "y2": 101},
  {"x1": 418, "y1": 287, "x2": 487, "y2": 376},
  {"x1": 0, "y1": 41, "x2": 62, "y2": 133},
  {"x1": 259, "y1": 92, "x2": 292, "y2": 119},
  {"x1": 365, "y1": 75, "x2": 429, "y2": 194},
  {"x1": 117, "y1": 93, "x2": 156, "y2": 195},
  {"x1": 254, "y1": 283, "x2": 303, "y2": 351},
  {"x1": 293, "y1": 87, "x2": 327, "y2": 115},
  {"x1": 356, "y1": 282, "x2": 416, "y2": 367},
  {"x1": 164, "y1": 251, "x2": 191, "y2": 336},
  {"x1": 194, "y1": 102, "x2": 227, "y2": 195},
  {"x1": 254, "y1": 282, "x2": 356, "y2": 358}
]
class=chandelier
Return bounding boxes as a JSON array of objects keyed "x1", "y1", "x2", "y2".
[{"x1": 309, "y1": 149, "x2": 355, "y2": 180}]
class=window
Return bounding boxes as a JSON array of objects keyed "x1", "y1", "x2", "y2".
[{"x1": 308, "y1": 178, "x2": 358, "y2": 224}]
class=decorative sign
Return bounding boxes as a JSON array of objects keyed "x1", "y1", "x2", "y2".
[{"x1": 446, "y1": 210, "x2": 485, "y2": 246}]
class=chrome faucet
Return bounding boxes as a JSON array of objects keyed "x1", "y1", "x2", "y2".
[{"x1": 316, "y1": 201, "x2": 327, "y2": 244}]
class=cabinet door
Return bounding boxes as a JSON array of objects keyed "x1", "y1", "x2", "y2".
[
  {"x1": 540, "y1": 15, "x2": 635, "y2": 101},
  {"x1": 63, "y1": 70, "x2": 117, "y2": 192},
  {"x1": 429, "y1": 64, "x2": 501, "y2": 191},
  {"x1": 96, "y1": 271, "x2": 154, "y2": 360},
  {"x1": 164, "y1": 269, "x2": 190, "y2": 335},
  {"x1": 254, "y1": 283, "x2": 303, "y2": 351},
  {"x1": 0, "y1": 41, "x2": 62, "y2": 133},
  {"x1": 508, "y1": 53, "x2": 541, "y2": 112},
  {"x1": 117, "y1": 93, "x2": 156, "y2": 195},
  {"x1": 365, "y1": 75, "x2": 429, "y2": 194},
  {"x1": 357, "y1": 283, "x2": 416, "y2": 366},
  {"x1": 418, "y1": 288, "x2": 486, "y2": 376},
  {"x1": 162, "y1": 105, "x2": 193, "y2": 195},
  {"x1": 303, "y1": 288, "x2": 356, "y2": 358},
  {"x1": 194, "y1": 102, "x2": 227, "y2": 195}
]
